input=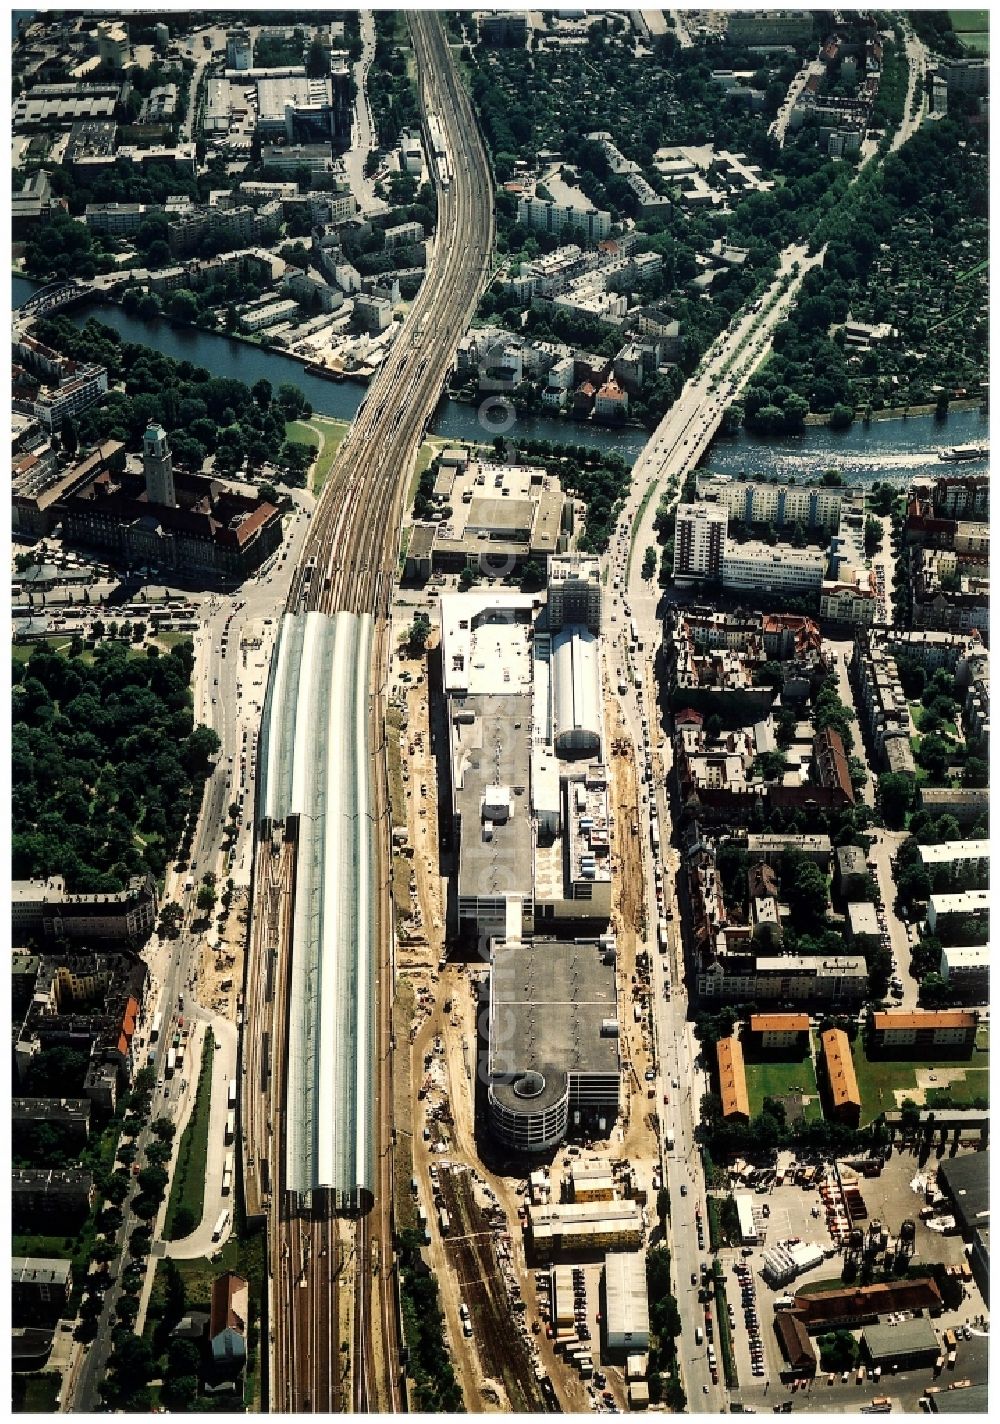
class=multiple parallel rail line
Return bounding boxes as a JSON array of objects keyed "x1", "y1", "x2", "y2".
[{"x1": 252, "y1": 12, "x2": 494, "y2": 1412}]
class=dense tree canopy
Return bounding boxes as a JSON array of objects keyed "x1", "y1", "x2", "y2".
[{"x1": 13, "y1": 640, "x2": 215, "y2": 891}]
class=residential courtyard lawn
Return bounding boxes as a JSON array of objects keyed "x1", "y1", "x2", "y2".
[
  {"x1": 852, "y1": 1040, "x2": 990, "y2": 1126},
  {"x1": 909, "y1": 701, "x2": 958, "y2": 739},
  {"x1": 13, "y1": 1372, "x2": 61, "y2": 1412},
  {"x1": 744, "y1": 1054, "x2": 822, "y2": 1123}
]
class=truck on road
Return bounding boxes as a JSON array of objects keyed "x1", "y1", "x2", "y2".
[{"x1": 225, "y1": 1110, "x2": 235, "y2": 1144}]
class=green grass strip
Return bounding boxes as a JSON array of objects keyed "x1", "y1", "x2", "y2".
[{"x1": 163, "y1": 1030, "x2": 215, "y2": 1240}]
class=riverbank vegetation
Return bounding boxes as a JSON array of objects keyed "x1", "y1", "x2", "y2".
[{"x1": 32, "y1": 314, "x2": 313, "y2": 480}]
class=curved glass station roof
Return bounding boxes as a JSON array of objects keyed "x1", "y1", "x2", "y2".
[{"x1": 258, "y1": 611, "x2": 376, "y2": 1212}]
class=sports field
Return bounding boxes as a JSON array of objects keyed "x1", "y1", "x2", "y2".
[{"x1": 949, "y1": 10, "x2": 989, "y2": 53}]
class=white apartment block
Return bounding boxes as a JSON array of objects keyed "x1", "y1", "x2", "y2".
[
  {"x1": 722, "y1": 541, "x2": 826, "y2": 596},
  {"x1": 238, "y1": 298, "x2": 300, "y2": 331},
  {"x1": 517, "y1": 196, "x2": 612, "y2": 243},
  {"x1": 927, "y1": 889, "x2": 990, "y2": 935},
  {"x1": 918, "y1": 840, "x2": 989, "y2": 878},
  {"x1": 820, "y1": 572, "x2": 877, "y2": 626},
  {"x1": 34, "y1": 366, "x2": 109, "y2": 432},
  {"x1": 696, "y1": 474, "x2": 844, "y2": 531}
]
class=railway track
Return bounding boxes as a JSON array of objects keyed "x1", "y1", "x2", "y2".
[
  {"x1": 439, "y1": 1165, "x2": 548, "y2": 1413},
  {"x1": 258, "y1": 12, "x2": 494, "y2": 1412}
]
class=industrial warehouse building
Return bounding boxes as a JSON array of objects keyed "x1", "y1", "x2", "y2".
[
  {"x1": 791, "y1": 1278, "x2": 943, "y2": 1331},
  {"x1": 569, "y1": 1157, "x2": 616, "y2": 1201},
  {"x1": 527, "y1": 1200, "x2": 643, "y2": 1259},
  {"x1": 603, "y1": 1252, "x2": 650, "y2": 1352},
  {"x1": 775, "y1": 1310, "x2": 816, "y2": 1375},
  {"x1": 861, "y1": 1318, "x2": 941, "y2": 1370},
  {"x1": 936, "y1": 1151, "x2": 989, "y2": 1237},
  {"x1": 762, "y1": 1240, "x2": 825, "y2": 1288},
  {"x1": 485, "y1": 936, "x2": 621, "y2": 1152},
  {"x1": 927, "y1": 1383, "x2": 989, "y2": 1413},
  {"x1": 734, "y1": 1192, "x2": 758, "y2": 1244},
  {"x1": 936, "y1": 1152, "x2": 989, "y2": 1302}
]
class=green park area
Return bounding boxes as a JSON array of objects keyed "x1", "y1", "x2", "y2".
[
  {"x1": 285, "y1": 416, "x2": 350, "y2": 495},
  {"x1": 744, "y1": 1052, "x2": 822, "y2": 1124},
  {"x1": 13, "y1": 635, "x2": 151, "y2": 666},
  {"x1": 851, "y1": 1031, "x2": 990, "y2": 1127}
]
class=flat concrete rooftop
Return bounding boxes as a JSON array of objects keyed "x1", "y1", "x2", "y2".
[
  {"x1": 440, "y1": 591, "x2": 536, "y2": 697},
  {"x1": 454, "y1": 692, "x2": 534, "y2": 899},
  {"x1": 489, "y1": 937, "x2": 620, "y2": 1115}
]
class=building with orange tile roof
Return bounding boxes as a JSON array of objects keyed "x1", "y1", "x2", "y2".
[
  {"x1": 820, "y1": 1028, "x2": 861, "y2": 1126},
  {"x1": 716, "y1": 1034, "x2": 750, "y2": 1121},
  {"x1": 812, "y1": 727, "x2": 855, "y2": 805},
  {"x1": 750, "y1": 1013, "x2": 810, "y2": 1050},
  {"x1": 869, "y1": 1010, "x2": 978, "y2": 1056},
  {"x1": 791, "y1": 1277, "x2": 942, "y2": 1330}
]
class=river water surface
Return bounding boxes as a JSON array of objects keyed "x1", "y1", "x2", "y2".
[{"x1": 13, "y1": 275, "x2": 988, "y2": 482}]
